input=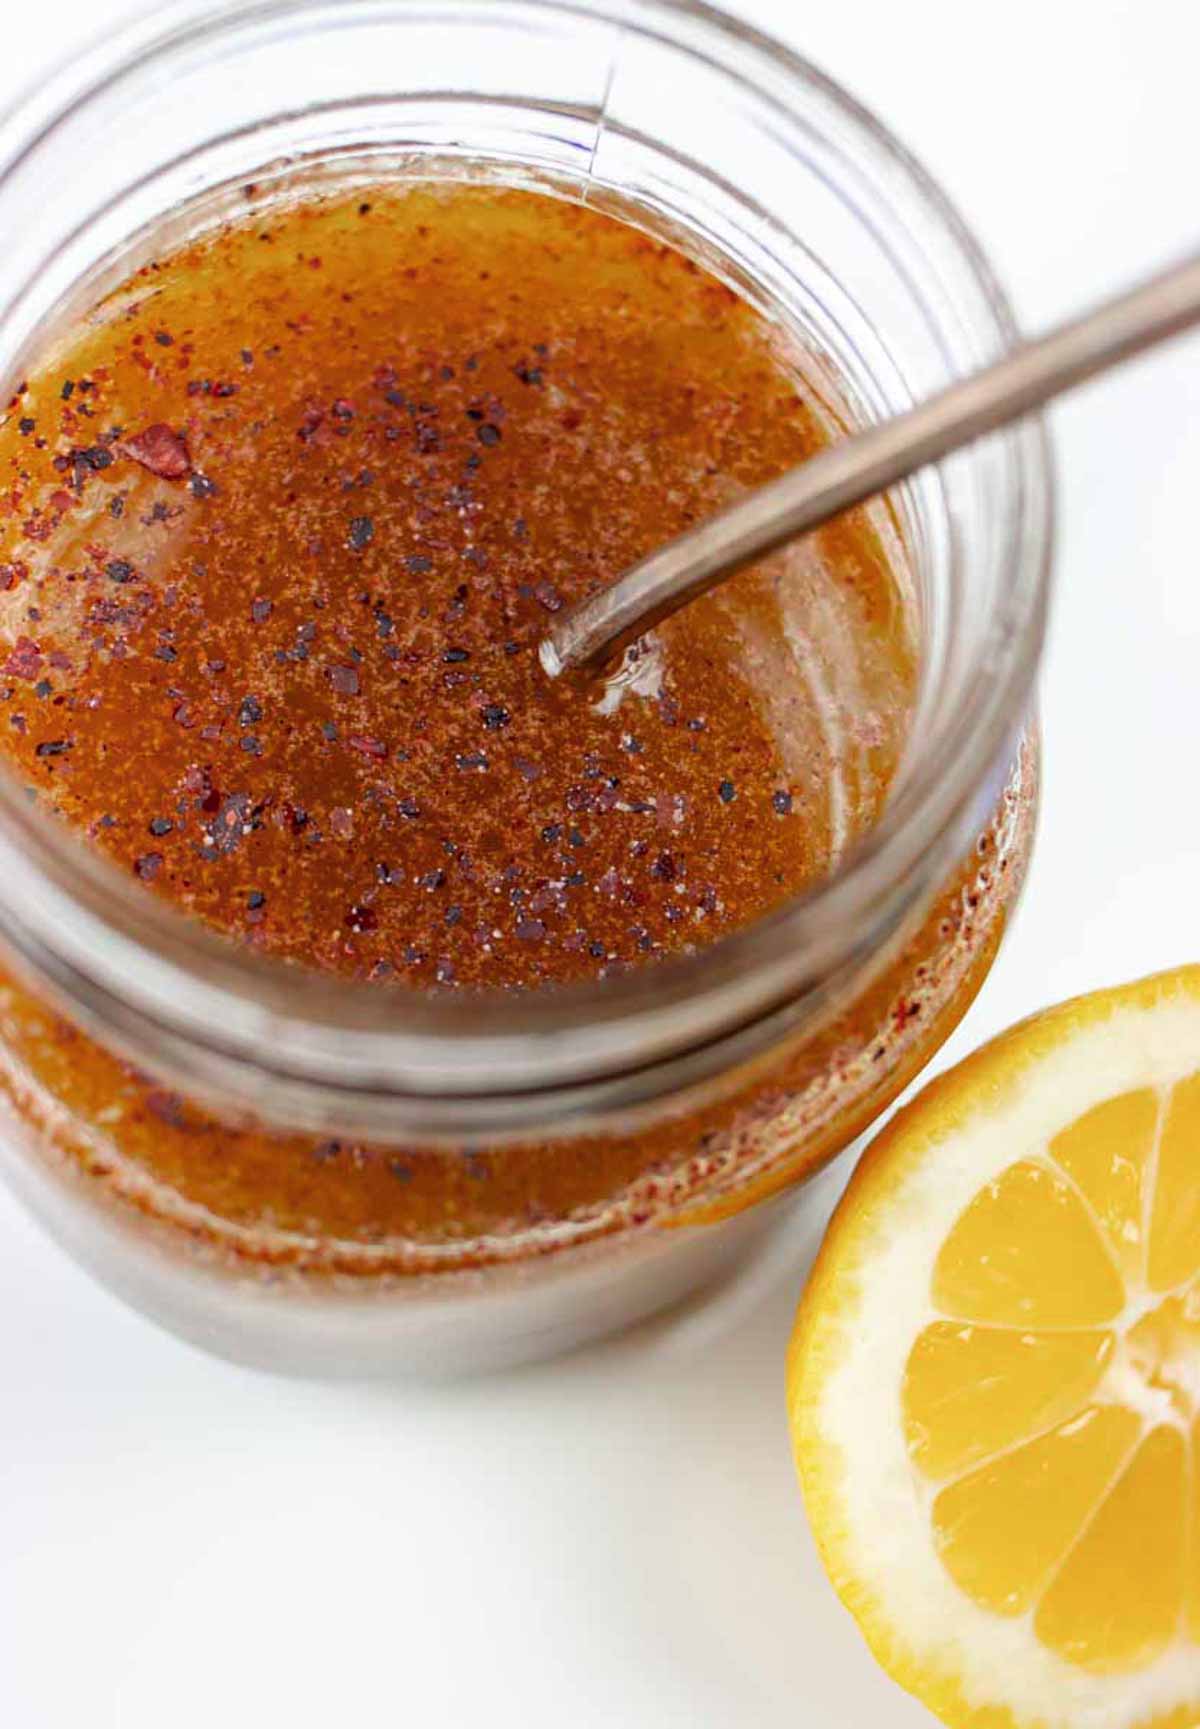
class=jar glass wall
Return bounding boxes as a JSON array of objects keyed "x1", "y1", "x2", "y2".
[{"x1": 0, "y1": 0, "x2": 1051, "y2": 1372}]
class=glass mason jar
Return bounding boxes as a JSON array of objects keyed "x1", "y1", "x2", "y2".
[{"x1": 0, "y1": 0, "x2": 1051, "y2": 1374}]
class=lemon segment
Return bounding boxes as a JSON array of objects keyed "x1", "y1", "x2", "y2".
[
  {"x1": 902, "y1": 1323, "x2": 1116, "y2": 1480},
  {"x1": 1049, "y1": 1087, "x2": 1158, "y2": 1282},
  {"x1": 932, "y1": 1159, "x2": 1126, "y2": 1327},
  {"x1": 930, "y1": 1403, "x2": 1141, "y2": 1616},
  {"x1": 1148, "y1": 1071, "x2": 1200, "y2": 1293},
  {"x1": 1034, "y1": 1425, "x2": 1187, "y2": 1674}
]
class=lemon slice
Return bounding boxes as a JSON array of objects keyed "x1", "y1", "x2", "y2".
[{"x1": 788, "y1": 967, "x2": 1200, "y2": 1729}]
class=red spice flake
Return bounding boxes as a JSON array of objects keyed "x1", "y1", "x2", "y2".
[
  {"x1": 534, "y1": 580, "x2": 562, "y2": 612},
  {"x1": 121, "y1": 424, "x2": 191, "y2": 479},
  {"x1": 0, "y1": 563, "x2": 27, "y2": 592},
  {"x1": 49, "y1": 490, "x2": 76, "y2": 515},
  {"x1": 134, "y1": 851, "x2": 164, "y2": 880},
  {"x1": 348, "y1": 733, "x2": 387, "y2": 760},
  {"x1": 4, "y1": 637, "x2": 42, "y2": 680},
  {"x1": 329, "y1": 806, "x2": 354, "y2": 839},
  {"x1": 327, "y1": 664, "x2": 360, "y2": 696},
  {"x1": 345, "y1": 903, "x2": 377, "y2": 933},
  {"x1": 515, "y1": 917, "x2": 546, "y2": 941}
]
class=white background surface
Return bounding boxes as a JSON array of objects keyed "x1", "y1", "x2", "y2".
[{"x1": 1, "y1": 2, "x2": 1198, "y2": 1724}]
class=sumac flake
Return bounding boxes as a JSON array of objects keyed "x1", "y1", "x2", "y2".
[
  {"x1": 4, "y1": 638, "x2": 41, "y2": 680},
  {"x1": 121, "y1": 424, "x2": 190, "y2": 479},
  {"x1": 328, "y1": 664, "x2": 360, "y2": 696}
]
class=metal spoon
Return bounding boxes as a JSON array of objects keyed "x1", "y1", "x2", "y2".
[{"x1": 539, "y1": 251, "x2": 1200, "y2": 679}]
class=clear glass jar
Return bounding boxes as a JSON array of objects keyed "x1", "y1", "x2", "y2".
[{"x1": 0, "y1": 0, "x2": 1051, "y2": 1373}]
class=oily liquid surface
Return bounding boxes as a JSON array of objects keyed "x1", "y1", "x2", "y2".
[
  {"x1": 0, "y1": 183, "x2": 921, "y2": 1259},
  {"x1": 0, "y1": 184, "x2": 913, "y2": 989}
]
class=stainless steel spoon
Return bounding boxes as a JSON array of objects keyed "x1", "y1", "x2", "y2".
[{"x1": 539, "y1": 251, "x2": 1200, "y2": 679}]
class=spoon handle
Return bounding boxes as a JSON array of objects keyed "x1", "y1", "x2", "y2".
[{"x1": 540, "y1": 250, "x2": 1200, "y2": 679}]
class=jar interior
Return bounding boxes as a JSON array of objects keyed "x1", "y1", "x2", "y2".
[{"x1": 0, "y1": 0, "x2": 1048, "y2": 1134}]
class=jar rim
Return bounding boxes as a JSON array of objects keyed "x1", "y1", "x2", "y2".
[{"x1": 0, "y1": 0, "x2": 1054, "y2": 1134}]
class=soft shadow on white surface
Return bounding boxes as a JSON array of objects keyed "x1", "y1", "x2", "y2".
[
  {"x1": 0, "y1": 1162, "x2": 927, "y2": 1729},
  {"x1": 342, "y1": 1175, "x2": 927, "y2": 1729}
]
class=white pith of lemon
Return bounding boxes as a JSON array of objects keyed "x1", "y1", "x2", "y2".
[{"x1": 788, "y1": 967, "x2": 1200, "y2": 1729}]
